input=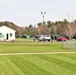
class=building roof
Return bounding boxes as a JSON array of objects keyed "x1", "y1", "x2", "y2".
[{"x1": 0, "y1": 26, "x2": 16, "y2": 32}]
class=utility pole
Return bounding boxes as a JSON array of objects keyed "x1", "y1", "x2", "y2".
[{"x1": 41, "y1": 12, "x2": 46, "y2": 35}]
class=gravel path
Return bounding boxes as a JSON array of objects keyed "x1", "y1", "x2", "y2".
[{"x1": 0, "y1": 52, "x2": 76, "y2": 56}]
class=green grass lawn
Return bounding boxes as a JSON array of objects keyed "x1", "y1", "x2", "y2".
[
  {"x1": 0, "y1": 41, "x2": 76, "y2": 53},
  {"x1": 0, "y1": 41, "x2": 76, "y2": 75},
  {"x1": 0, "y1": 54, "x2": 76, "y2": 75}
]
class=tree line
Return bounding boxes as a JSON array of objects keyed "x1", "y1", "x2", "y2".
[
  {"x1": 23, "y1": 19, "x2": 76, "y2": 40},
  {"x1": 0, "y1": 20, "x2": 76, "y2": 40}
]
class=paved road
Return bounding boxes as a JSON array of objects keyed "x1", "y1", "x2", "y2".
[{"x1": 0, "y1": 52, "x2": 76, "y2": 56}]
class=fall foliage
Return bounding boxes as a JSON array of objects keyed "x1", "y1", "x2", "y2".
[{"x1": 0, "y1": 19, "x2": 76, "y2": 40}]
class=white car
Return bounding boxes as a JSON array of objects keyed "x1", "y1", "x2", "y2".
[{"x1": 38, "y1": 35, "x2": 51, "y2": 42}]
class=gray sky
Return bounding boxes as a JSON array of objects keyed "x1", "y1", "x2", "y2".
[{"x1": 0, "y1": 0, "x2": 76, "y2": 27}]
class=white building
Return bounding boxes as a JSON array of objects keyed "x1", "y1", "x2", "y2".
[{"x1": 0, "y1": 26, "x2": 16, "y2": 41}]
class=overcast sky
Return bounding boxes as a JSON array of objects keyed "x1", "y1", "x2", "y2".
[{"x1": 0, "y1": 0, "x2": 76, "y2": 27}]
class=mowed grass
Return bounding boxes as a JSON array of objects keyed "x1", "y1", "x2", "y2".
[
  {"x1": 0, "y1": 41, "x2": 76, "y2": 75},
  {"x1": 0, "y1": 41, "x2": 76, "y2": 53},
  {"x1": 0, "y1": 54, "x2": 76, "y2": 75}
]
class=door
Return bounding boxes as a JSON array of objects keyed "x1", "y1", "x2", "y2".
[{"x1": 6, "y1": 34, "x2": 9, "y2": 40}]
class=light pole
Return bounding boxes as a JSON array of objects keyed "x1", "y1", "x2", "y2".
[{"x1": 41, "y1": 12, "x2": 46, "y2": 35}]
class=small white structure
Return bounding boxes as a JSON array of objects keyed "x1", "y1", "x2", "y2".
[{"x1": 0, "y1": 26, "x2": 16, "y2": 41}]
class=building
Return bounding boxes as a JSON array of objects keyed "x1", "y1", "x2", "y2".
[{"x1": 0, "y1": 26, "x2": 16, "y2": 41}]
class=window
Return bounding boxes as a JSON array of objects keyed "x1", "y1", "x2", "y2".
[
  {"x1": 0, "y1": 33, "x2": 2, "y2": 35},
  {"x1": 10, "y1": 33, "x2": 12, "y2": 37}
]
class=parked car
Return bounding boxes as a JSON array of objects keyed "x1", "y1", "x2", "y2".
[
  {"x1": 38, "y1": 35, "x2": 51, "y2": 42},
  {"x1": 56, "y1": 36, "x2": 66, "y2": 41}
]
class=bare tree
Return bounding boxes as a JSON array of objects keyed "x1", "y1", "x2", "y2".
[{"x1": 60, "y1": 21, "x2": 76, "y2": 40}]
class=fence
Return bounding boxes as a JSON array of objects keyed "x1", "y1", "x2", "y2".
[{"x1": 62, "y1": 41, "x2": 76, "y2": 49}]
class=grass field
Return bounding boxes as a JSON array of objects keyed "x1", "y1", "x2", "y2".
[
  {"x1": 0, "y1": 40, "x2": 76, "y2": 75},
  {"x1": 0, "y1": 41, "x2": 76, "y2": 53},
  {"x1": 0, "y1": 54, "x2": 76, "y2": 75}
]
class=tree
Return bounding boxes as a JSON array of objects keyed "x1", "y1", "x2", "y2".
[
  {"x1": 29, "y1": 24, "x2": 33, "y2": 28},
  {"x1": 59, "y1": 21, "x2": 76, "y2": 40},
  {"x1": 24, "y1": 24, "x2": 35, "y2": 36},
  {"x1": 47, "y1": 21, "x2": 52, "y2": 27},
  {"x1": 37, "y1": 22, "x2": 50, "y2": 35},
  {"x1": 37, "y1": 22, "x2": 42, "y2": 27}
]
